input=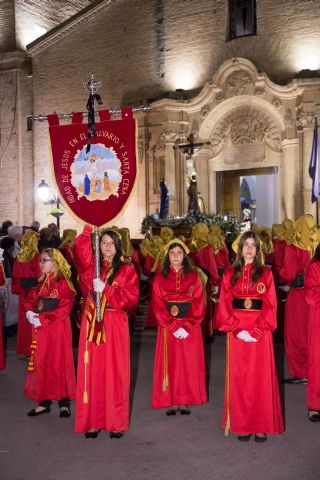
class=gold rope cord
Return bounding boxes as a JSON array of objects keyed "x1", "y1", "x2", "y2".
[
  {"x1": 83, "y1": 319, "x2": 89, "y2": 404},
  {"x1": 162, "y1": 328, "x2": 169, "y2": 391},
  {"x1": 224, "y1": 332, "x2": 231, "y2": 436}
]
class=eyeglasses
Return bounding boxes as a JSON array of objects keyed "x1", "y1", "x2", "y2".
[{"x1": 39, "y1": 258, "x2": 53, "y2": 264}]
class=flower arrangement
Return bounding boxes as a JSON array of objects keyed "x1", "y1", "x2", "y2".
[{"x1": 141, "y1": 211, "x2": 240, "y2": 240}]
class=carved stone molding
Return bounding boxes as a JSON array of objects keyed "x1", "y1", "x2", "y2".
[
  {"x1": 200, "y1": 105, "x2": 210, "y2": 118},
  {"x1": 225, "y1": 71, "x2": 253, "y2": 96},
  {"x1": 284, "y1": 109, "x2": 294, "y2": 128},
  {"x1": 296, "y1": 111, "x2": 315, "y2": 131},
  {"x1": 272, "y1": 98, "x2": 282, "y2": 109},
  {"x1": 138, "y1": 135, "x2": 145, "y2": 163},
  {"x1": 210, "y1": 108, "x2": 282, "y2": 155}
]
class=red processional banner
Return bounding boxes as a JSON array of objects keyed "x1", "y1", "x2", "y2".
[{"x1": 48, "y1": 109, "x2": 137, "y2": 227}]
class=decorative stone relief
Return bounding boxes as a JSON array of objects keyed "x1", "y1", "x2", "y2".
[
  {"x1": 296, "y1": 111, "x2": 315, "y2": 131},
  {"x1": 200, "y1": 105, "x2": 210, "y2": 118},
  {"x1": 210, "y1": 108, "x2": 282, "y2": 154},
  {"x1": 138, "y1": 134, "x2": 145, "y2": 163},
  {"x1": 215, "y1": 91, "x2": 224, "y2": 103},
  {"x1": 225, "y1": 71, "x2": 253, "y2": 95},
  {"x1": 272, "y1": 98, "x2": 282, "y2": 109},
  {"x1": 284, "y1": 108, "x2": 294, "y2": 128}
]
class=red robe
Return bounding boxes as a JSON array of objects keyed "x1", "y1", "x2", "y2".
[
  {"x1": 304, "y1": 260, "x2": 320, "y2": 410},
  {"x1": 278, "y1": 244, "x2": 310, "y2": 378},
  {"x1": 216, "y1": 264, "x2": 284, "y2": 435},
  {"x1": 12, "y1": 254, "x2": 41, "y2": 355},
  {"x1": 151, "y1": 267, "x2": 207, "y2": 408},
  {"x1": 0, "y1": 264, "x2": 5, "y2": 369},
  {"x1": 272, "y1": 239, "x2": 288, "y2": 338},
  {"x1": 74, "y1": 228, "x2": 139, "y2": 433},
  {"x1": 24, "y1": 273, "x2": 76, "y2": 402},
  {"x1": 190, "y1": 244, "x2": 219, "y2": 336}
]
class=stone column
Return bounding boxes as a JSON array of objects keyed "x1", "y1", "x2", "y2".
[
  {"x1": 297, "y1": 113, "x2": 317, "y2": 219},
  {"x1": 281, "y1": 138, "x2": 300, "y2": 220}
]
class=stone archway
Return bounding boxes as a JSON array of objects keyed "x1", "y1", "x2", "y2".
[{"x1": 196, "y1": 95, "x2": 287, "y2": 223}]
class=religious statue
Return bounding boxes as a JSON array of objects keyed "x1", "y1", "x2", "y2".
[
  {"x1": 198, "y1": 192, "x2": 205, "y2": 213},
  {"x1": 187, "y1": 173, "x2": 200, "y2": 212},
  {"x1": 159, "y1": 178, "x2": 169, "y2": 219}
]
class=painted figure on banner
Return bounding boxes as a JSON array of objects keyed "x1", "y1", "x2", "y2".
[
  {"x1": 159, "y1": 178, "x2": 169, "y2": 219},
  {"x1": 84, "y1": 174, "x2": 90, "y2": 196},
  {"x1": 71, "y1": 144, "x2": 122, "y2": 201},
  {"x1": 103, "y1": 171, "x2": 111, "y2": 193}
]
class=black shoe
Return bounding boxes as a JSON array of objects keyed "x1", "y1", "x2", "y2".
[
  {"x1": 254, "y1": 433, "x2": 267, "y2": 443},
  {"x1": 238, "y1": 434, "x2": 251, "y2": 442},
  {"x1": 166, "y1": 408, "x2": 177, "y2": 416},
  {"x1": 308, "y1": 411, "x2": 320, "y2": 422},
  {"x1": 179, "y1": 408, "x2": 191, "y2": 415},
  {"x1": 283, "y1": 377, "x2": 307, "y2": 384},
  {"x1": 85, "y1": 429, "x2": 101, "y2": 438},
  {"x1": 59, "y1": 407, "x2": 71, "y2": 418},
  {"x1": 110, "y1": 431, "x2": 124, "y2": 439},
  {"x1": 27, "y1": 407, "x2": 51, "y2": 417}
]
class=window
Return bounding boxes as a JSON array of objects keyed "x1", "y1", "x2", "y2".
[{"x1": 229, "y1": 0, "x2": 257, "y2": 40}]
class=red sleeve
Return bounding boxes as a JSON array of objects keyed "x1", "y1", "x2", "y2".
[
  {"x1": 181, "y1": 274, "x2": 206, "y2": 334},
  {"x1": 36, "y1": 279, "x2": 75, "y2": 328},
  {"x1": 73, "y1": 225, "x2": 95, "y2": 294},
  {"x1": 304, "y1": 261, "x2": 320, "y2": 307},
  {"x1": 249, "y1": 269, "x2": 277, "y2": 340},
  {"x1": 104, "y1": 263, "x2": 139, "y2": 311},
  {"x1": 151, "y1": 274, "x2": 175, "y2": 328},
  {"x1": 215, "y1": 269, "x2": 241, "y2": 335}
]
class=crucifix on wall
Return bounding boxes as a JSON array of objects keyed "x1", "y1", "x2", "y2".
[
  {"x1": 174, "y1": 133, "x2": 211, "y2": 214},
  {"x1": 174, "y1": 133, "x2": 211, "y2": 159}
]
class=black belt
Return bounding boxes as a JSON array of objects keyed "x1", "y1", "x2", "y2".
[
  {"x1": 232, "y1": 298, "x2": 262, "y2": 311},
  {"x1": 291, "y1": 273, "x2": 304, "y2": 288}
]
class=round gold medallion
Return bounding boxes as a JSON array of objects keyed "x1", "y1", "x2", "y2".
[
  {"x1": 257, "y1": 283, "x2": 266, "y2": 294},
  {"x1": 244, "y1": 298, "x2": 252, "y2": 309},
  {"x1": 170, "y1": 305, "x2": 179, "y2": 317}
]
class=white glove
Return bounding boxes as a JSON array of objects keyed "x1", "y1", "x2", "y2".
[
  {"x1": 93, "y1": 277, "x2": 105, "y2": 293},
  {"x1": 0, "y1": 248, "x2": 4, "y2": 261},
  {"x1": 278, "y1": 285, "x2": 290, "y2": 292},
  {"x1": 173, "y1": 327, "x2": 189, "y2": 339},
  {"x1": 32, "y1": 316, "x2": 42, "y2": 328},
  {"x1": 26, "y1": 310, "x2": 39, "y2": 324},
  {"x1": 212, "y1": 286, "x2": 219, "y2": 295},
  {"x1": 236, "y1": 329, "x2": 257, "y2": 343}
]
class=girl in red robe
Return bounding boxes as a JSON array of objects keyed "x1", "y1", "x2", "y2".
[
  {"x1": 74, "y1": 226, "x2": 139, "y2": 439},
  {"x1": 304, "y1": 243, "x2": 320, "y2": 422},
  {"x1": 24, "y1": 248, "x2": 76, "y2": 417},
  {"x1": 151, "y1": 239, "x2": 207, "y2": 414},
  {"x1": 12, "y1": 230, "x2": 41, "y2": 355},
  {"x1": 216, "y1": 231, "x2": 284, "y2": 442}
]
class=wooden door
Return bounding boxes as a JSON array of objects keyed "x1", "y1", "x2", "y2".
[{"x1": 221, "y1": 174, "x2": 240, "y2": 218}]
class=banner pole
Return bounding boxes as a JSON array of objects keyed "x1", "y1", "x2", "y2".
[
  {"x1": 32, "y1": 105, "x2": 150, "y2": 122},
  {"x1": 94, "y1": 227, "x2": 101, "y2": 322}
]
